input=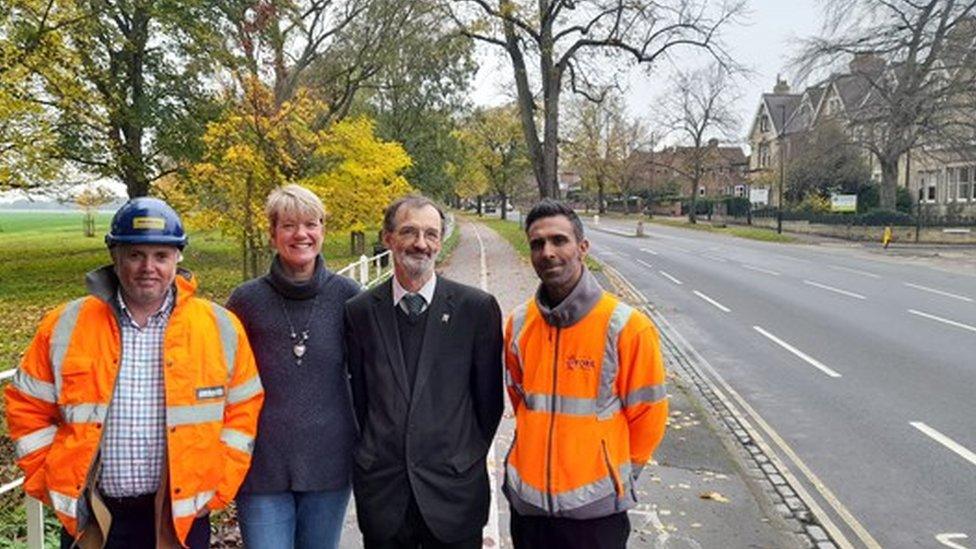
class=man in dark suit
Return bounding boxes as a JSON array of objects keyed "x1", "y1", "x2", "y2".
[{"x1": 344, "y1": 195, "x2": 504, "y2": 549}]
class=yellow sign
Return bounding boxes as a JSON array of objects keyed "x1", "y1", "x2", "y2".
[{"x1": 132, "y1": 216, "x2": 166, "y2": 229}]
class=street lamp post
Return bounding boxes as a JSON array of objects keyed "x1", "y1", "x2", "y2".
[{"x1": 777, "y1": 104, "x2": 785, "y2": 234}]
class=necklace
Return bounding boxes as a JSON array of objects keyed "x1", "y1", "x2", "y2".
[{"x1": 276, "y1": 293, "x2": 319, "y2": 366}]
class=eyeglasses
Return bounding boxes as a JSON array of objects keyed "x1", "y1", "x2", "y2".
[{"x1": 396, "y1": 226, "x2": 441, "y2": 243}]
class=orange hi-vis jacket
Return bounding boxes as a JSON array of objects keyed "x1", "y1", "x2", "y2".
[
  {"x1": 503, "y1": 269, "x2": 667, "y2": 519},
  {"x1": 5, "y1": 266, "x2": 264, "y2": 546}
]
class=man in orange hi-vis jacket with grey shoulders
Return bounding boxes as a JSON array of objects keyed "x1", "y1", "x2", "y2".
[
  {"x1": 503, "y1": 199, "x2": 668, "y2": 549},
  {"x1": 5, "y1": 198, "x2": 263, "y2": 549}
]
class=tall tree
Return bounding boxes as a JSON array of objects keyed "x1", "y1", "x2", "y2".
[
  {"x1": 23, "y1": 0, "x2": 227, "y2": 197},
  {"x1": 655, "y1": 64, "x2": 740, "y2": 223},
  {"x1": 564, "y1": 95, "x2": 648, "y2": 213},
  {"x1": 0, "y1": 0, "x2": 85, "y2": 191},
  {"x1": 452, "y1": 0, "x2": 743, "y2": 198},
  {"x1": 796, "y1": 0, "x2": 976, "y2": 210},
  {"x1": 174, "y1": 79, "x2": 411, "y2": 279},
  {"x1": 357, "y1": 0, "x2": 477, "y2": 198},
  {"x1": 457, "y1": 105, "x2": 532, "y2": 219},
  {"x1": 785, "y1": 120, "x2": 871, "y2": 202}
]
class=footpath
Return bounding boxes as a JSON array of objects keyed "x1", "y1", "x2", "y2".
[{"x1": 335, "y1": 218, "x2": 805, "y2": 548}]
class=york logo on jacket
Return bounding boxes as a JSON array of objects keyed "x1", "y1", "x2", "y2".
[{"x1": 566, "y1": 355, "x2": 596, "y2": 371}]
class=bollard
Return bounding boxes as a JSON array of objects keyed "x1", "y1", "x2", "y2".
[
  {"x1": 636, "y1": 221, "x2": 644, "y2": 237},
  {"x1": 594, "y1": 214, "x2": 600, "y2": 226}
]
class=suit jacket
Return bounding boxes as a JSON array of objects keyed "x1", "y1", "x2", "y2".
[{"x1": 344, "y1": 275, "x2": 504, "y2": 543}]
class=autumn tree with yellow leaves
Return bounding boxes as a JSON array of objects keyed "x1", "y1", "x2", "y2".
[{"x1": 176, "y1": 79, "x2": 412, "y2": 279}]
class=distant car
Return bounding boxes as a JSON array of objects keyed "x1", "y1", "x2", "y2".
[{"x1": 483, "y1": 203, "x2": 497, "y2": 214}]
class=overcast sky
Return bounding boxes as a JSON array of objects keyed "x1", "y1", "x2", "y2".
[{"x1": 470, "y1": 0, "x2": 826, "y2": 151}]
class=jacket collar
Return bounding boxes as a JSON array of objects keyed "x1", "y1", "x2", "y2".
[
  {"x1": 85, "y1": 264, "x2": 197, "y2": 309},
  {"x1": 534, "y1": 267, "x2": 603, "y2": 328}
]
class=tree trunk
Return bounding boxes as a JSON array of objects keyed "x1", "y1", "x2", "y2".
[
  {"x1": 503, "y1": 9, "x2": 547, "y2": 198},
  {"x1": 689, "y1": 179, "x2": 699, "y2": 224},
  {"x1": 541, "y1": 71, "x2": 561, "y2": 199},
  {"x1": 879, "y1": 156, "x2": 899, "y2": 210},
  {"x1": 477, "y1": 194, "x2": 483, "y2": 216},
  {"x1": 598, "y1": 179, "x2": 606, "y2": 214},
  {"x1": 500, "y1": 193, "x2": 508, "y2": 221}
]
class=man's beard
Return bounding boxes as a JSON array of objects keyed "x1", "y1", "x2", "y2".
[{"x1": 397, "y1": 249, "x2": 436, "y2": 278}]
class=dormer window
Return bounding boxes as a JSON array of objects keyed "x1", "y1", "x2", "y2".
[{"x1": 760, "y1": 114, "x2": 770, "y2": 132}]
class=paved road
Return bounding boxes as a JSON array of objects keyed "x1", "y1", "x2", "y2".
[{"x1": 586, "y1": 220, "x2": 976, "y2": 548}]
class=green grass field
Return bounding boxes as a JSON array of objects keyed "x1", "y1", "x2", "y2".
[
  {"x1": 472, "y1": 215, "x2": 602, "y2": 272},
  {"x1": 647, "y1": 217, "x2": 797, "y2": 243},
  {"x1": 0, "y1": 211, "x2": 380, "y2": 370}
]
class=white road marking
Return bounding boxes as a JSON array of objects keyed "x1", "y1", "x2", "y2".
[
  {"x1": 742, "y1": 264, "x2": 781, "y2": 276},
  {"x1": 911, "y1": 422, "x2": 976, "y2": 468},
  {"x1": 640, "y1": 247, "x2": 659, "y2": 255},
  {"x1": 829, "y1": 264, "x2": 881, "y2": 279},
  {"x1": 600, "y1": 264, "x2": 875, "y2": 549},
  {"x1": 908, "y1": 309, "x2": 976, "y2": 334},
  {"x1": 774, "y1": 254, "x2": 812, "y2": 263},
  {"x1": 636, "y1": 259, "x2": 654, "y2": 269},
  {"x1": 936, "y1": 533, "x2": 970, "y2": 549},
  {"x1": 753, "y1": 326, "x2": 842, "y2": 378},
  {"x1": 803, "y1": 280, "x2": 867, "y2": 300},
  {"x1": 701, "y1": 254, "x2": 728, "y2": 263},
  {"x1": 618, "y1": 252, "x2": 631, "y2": 259},
  {"x1": 659, "y1": 271, "x2": 683, "y2": 285},
  {"x1": 693, "y1": 290, "x2": 731, "y2": 312},
  {"x1": 904, "y1": 282, "x2": 974, "y2": 303},
  {"x1": 471, "y1": 224, "x2": 500, "y2": 548}
]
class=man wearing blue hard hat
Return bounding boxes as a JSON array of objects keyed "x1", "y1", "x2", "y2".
[{"x1": 5, "y1": 197, "x2": 264, "y2": 548}]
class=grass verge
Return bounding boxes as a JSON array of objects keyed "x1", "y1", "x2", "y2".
[
  {"x1": 648, "y1": 218, "x2": 796, "y2": 243},
  {"x1": 473, "y1": 215, "x2": 602, "y2": 272}
]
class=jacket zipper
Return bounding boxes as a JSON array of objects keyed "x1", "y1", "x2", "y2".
[{"x1": 545, "y1": 326, "x2": 560, "y2": 512}]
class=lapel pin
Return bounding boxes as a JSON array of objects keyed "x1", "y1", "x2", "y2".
[{"x1": 442, "y1": 313, "x2": 451, "y2": 323}]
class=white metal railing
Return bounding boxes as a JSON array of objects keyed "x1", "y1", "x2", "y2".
[
  {"x1": 336, "y1": 213, "x2": 455, "y2": 288},
  {"x1": 336, "y1": 249, "x2": 393, "y2": 288},
  {"x1": 1, "y1": 367, "x2": 44, "y2": 549}
]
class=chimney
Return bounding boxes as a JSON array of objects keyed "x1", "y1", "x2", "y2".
[
  {"x1": 708, "y1": 138, "x2": 719, "y2": 148},
  {"x1": 773, "y1": 75, "x2": 790, "y2": 94}
]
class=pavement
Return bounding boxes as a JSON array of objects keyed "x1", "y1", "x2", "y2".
[{"x1": 338, "y1": 217, "x2": 804, "y2": 548}]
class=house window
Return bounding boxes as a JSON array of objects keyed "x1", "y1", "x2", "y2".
[
  {"x1": 920, "y1": 171, "x2": 938, "y2": 202},
  {"x1": 698, "y1": 186, "x2": 706, "y2": 197},
  {"x1": 734, "y1": 185, "x2": 745, "y2": 197},
  {"x1": 946, "y1": 166, "x2": 974, "y2": 202},
  {"x1": 758, "y1": 142, "x2": 770, "y2": 168},
  {"x1": 760, "y1": 114, "x2": 769, "y2": 132}
]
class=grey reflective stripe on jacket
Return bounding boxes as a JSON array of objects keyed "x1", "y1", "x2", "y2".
[
  {"x1": 596, "y1": 301, "x2": 633, "y2": 420},
  {"x1": 506, "y1": 303, "x2": 529, "y2": 401},
  {"x1": 172, "y1": 489, "x2": 215, "y2": 518},
  {"x1": 210, "y1": 303, "x2": 238, "y2": 379},
  {"x1": 14, "y1": 425, "x2": 57, "y2": 459},
  {"x1": 12, "y1": 369, "x2": 57, "y2": 404},
  {"x1": 50, "y1": 298, "x2": 85, "y2": 398},
  {"x1": 504, "y1": 461, "x2": 637, "y2": 518}
]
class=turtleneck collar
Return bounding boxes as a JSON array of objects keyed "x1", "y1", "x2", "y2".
[
  {"x1": 535, "y1": 267, "x2": 603, "y2": 328},
  {"x1": 265, "y1": 254, "x2": 332, "y2": 300}
]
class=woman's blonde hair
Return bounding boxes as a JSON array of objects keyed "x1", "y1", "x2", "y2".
[{"x1": 265, "y1": 184, "x2": 326, "y2": 230}]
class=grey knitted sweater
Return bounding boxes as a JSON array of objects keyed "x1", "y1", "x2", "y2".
[{"x1": 227, "y1": 255, "x2": 361, "y2": 493}]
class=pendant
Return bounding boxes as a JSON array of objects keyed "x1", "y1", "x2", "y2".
[{"x1": 293, "y1": 343, "x2": 306, "y2": 358}]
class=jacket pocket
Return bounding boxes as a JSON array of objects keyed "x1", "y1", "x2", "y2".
[{"x1": 601, "y1": 439, "x2": 624, "y2": 498}]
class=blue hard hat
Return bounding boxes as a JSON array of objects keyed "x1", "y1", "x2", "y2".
[{"x1": 105, "y1": 197, "x2": 188, "y2": 249}]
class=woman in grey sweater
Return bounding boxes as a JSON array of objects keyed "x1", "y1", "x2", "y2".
[{"x1": 227, "y1": 184, "x2": 360, "y2": 549}]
